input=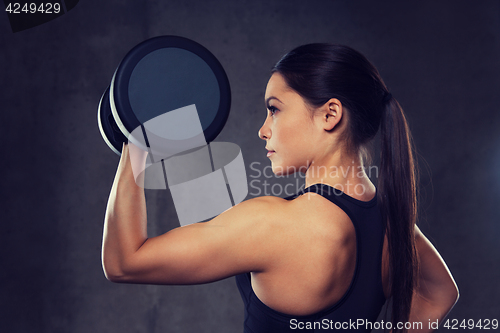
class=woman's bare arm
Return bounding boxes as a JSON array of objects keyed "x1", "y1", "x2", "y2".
[
  {"x1": 101, "y1": 143, "x2": 284, "y2": 284},
  {"x1": 101, "y1": 143, "x2": 148, "y2": 282},
  {"x1": 408, "y1": 225, "x2": 459, "y2": 332}
]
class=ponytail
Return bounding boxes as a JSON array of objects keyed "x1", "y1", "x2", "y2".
[{"x1": 379, "y1": 97, "x2": 418, "y2": 332}]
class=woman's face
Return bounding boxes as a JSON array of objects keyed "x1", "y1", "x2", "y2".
[{"x1": 258, "y1": 73, "x2": 319, "y2": 176}]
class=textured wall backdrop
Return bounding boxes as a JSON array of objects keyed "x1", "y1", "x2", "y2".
[{"x1": 1, "y1": 0, "x2": 499, "y2": 332}]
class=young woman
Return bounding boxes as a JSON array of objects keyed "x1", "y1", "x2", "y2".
[{"x1": 102, "y1": 44, "x2": 459, "y2": 332}]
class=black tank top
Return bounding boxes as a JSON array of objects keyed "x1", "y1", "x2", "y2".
[{"x1": 235, "y1": 183, "x2": 386, "y2": 332}]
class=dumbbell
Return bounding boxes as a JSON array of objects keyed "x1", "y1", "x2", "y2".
[
  {"x1": 98, "y1": 87, "x2": 127, "y2": 155},
  {"x1": 97, "y1": 35, "x2": 248, "y2": 225}
]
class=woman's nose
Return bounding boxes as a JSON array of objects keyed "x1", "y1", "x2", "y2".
[{"x1": 258, "y1": 120, "x2": 271, "y2": 140}]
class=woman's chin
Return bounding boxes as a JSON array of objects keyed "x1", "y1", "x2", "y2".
[
  {"x1": 270, "y1": 164, "x2": 284, "y2": 176},
  {"x1": 273, "y1": 169, "x2": 285, "y2": 177}
]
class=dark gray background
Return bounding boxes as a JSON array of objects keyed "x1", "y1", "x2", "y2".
[{"x1": 1, "y1": 0, "x2": 499, "y2": 332}]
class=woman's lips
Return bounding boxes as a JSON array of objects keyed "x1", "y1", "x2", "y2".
[{"x1": 267, "y1": 150, "x2": 275, "y2": 157}]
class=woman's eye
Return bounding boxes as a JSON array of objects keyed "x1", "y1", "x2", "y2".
[{"x1": 268, "y1": 106, "x2": 279, "y2": 115}]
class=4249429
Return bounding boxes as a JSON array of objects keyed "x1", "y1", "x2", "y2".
[
  {"x1": 5, "y1": 2, "x2": 62, "y2": 14},
  {"x1": 442, "y1": 319, "x2": 498, "y2": 330}
]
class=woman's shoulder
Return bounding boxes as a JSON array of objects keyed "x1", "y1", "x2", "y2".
[
  {"x1": 238, "y1": 193, "x2": 355, "y2": 236},
  {"x1": 204, "y1": 195, "x2": 291, "y2": 231},
  {"x1": 206, "y1": 192, "x2": 355, "y2": 247},
  {"x1": 212, "y1": 195, "x2": 295, "y2": 229},
  {"x1": 230, "y1": 193, "x2": 327, "y2": 220}
]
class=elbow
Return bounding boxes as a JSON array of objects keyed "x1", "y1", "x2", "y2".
[
  {"x1": 437, "y1": 283, "x2": 459, "y2": 323},
  {"x1": 101, "y1": 247, "x2": 147, "y2": 283},
  {"x1": 439, "y1": 278, "x2": 460, "y2": 318},
  {"x1": 102, "y1": 256, "x2": 145, "y2": 283},
  {"x1": 417, "y1": 278, "x2": 459, "y2": 320},
  {"x1": 450, "y1": 281, "x2": 460, "y2": 308},
  {"x1": 103, "y1": 267, "x2": 127, "y2": 283},
  {"x1": 102, "y1": 262, "x2": 125, "y2": 283},
  {"x1": 103, "y1": 267, "x2": 140, "y2": 283},
  {"x1": 102, "y1": 256, "x2": 131, "y2": 283},
  {"x1": 445, "y1": 273, "x2": 460, "y2": 309}
]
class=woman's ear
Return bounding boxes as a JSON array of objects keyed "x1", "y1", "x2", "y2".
[{"x1": 322, "y1": 98, "x2": 343, "y2": 131}]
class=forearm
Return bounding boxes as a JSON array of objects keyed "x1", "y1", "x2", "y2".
[{"x1": 102, "y1": 144, "x2": 148, "y2": 281}]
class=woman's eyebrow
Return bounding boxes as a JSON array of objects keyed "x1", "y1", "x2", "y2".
[{"x1": 265, "y1": 96, "x2": 283, "y2": 105}]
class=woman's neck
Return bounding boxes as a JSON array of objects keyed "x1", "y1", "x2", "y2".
[{"x1": 304, "y1": 150, "x2": 376, "y2": 201}]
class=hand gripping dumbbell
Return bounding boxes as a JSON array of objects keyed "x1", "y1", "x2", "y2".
[{"x1": 97, "y1": 36, "x2": 248, "y2": 226}]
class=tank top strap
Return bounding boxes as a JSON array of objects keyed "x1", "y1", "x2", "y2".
[{"x1": 284, "y1": 183, "x2": 377, "y2": 219}]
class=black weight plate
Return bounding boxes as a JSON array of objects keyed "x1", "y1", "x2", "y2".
[
  {"x1": 110, "y1": 35, "x2": 231, "y2": 145},
  {"x1": 98, "y1": 87, "x2": 128, "y2": 155}
]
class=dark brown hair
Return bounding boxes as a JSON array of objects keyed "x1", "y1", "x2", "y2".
[{"x1": 272, "y1": 44, "x2": 418, "y2": 331}]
